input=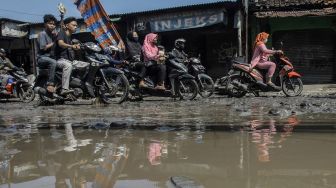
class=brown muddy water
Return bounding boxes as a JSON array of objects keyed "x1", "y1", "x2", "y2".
[
  {"x1": 1, "y1": 97, "x2": 336, "y2": 187},
  {"x1": 1, "y1": 124, "x2": 336, "y2": 188}
]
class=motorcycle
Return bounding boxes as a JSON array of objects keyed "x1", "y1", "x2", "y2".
[
  {"x1": 34, "y1": 41, "x2": 122, "y2": 104},
  {"x1": 0, "y1": 68, "x2": 35, "y2": 102},
  {"x1": 225, "y1": 44, "x2": 303, "y2": 97},
  {"x1": 187, "y1": 56, "x2": 214, "y2": 98},
  {"x1": 88, "y1": 45, "x2": 130, "y2": 104},
  {"x1": 122, "y1": 55, "x2": 199, "y2": 101}
]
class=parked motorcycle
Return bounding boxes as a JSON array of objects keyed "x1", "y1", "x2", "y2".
[
  {"x1": 122, "y1": 56, "x2": 199, "y2": 101},
  {"x1": 187, "y1": 56, "x2": 214, "y2": 98},
  {"x1": 0, "y1": 68, "x2": 35, "y2": 102},
  {"x1": 34, "y1": 41, "x2": 125, "y2": 104},
  {"x1": 225, "y1": 46, "x2": 303, "y2": 97}
]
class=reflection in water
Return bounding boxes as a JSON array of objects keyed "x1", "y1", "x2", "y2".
[
  {"x1": 0, "y1": 120, "x2": 336, "y2": 188},
  {"x1": 249, "y1": 116, "x2": 299, "y2": 162}
]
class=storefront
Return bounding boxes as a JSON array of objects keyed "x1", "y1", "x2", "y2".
[
  {"x1": 250, "y1": 1, "x2": 336, "y2": 83},
  {"x1": 0, "y1": 19, "x2": 31, "y2": 73},
  {"x1": 117, "y1": 1, "x2": 245, "y2": 78}
]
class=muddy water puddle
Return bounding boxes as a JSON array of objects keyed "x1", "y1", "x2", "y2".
[{"x1": 1, "y1": 124, "x2": 336, "y2": 188}]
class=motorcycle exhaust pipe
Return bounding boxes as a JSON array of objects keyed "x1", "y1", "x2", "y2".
[
  {"x1": 231, "y1": 80, "x2": 248, "y2": 92},
  {"x1": 255, "y1": 81, "x2": 268, "y2": 89}
]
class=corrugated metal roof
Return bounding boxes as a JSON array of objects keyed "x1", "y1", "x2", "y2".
[
  {"x1": 0, "y1": 18, "x2": 26, "y2": 23},
  {"x1": 28, "y1": 1, "x2": 238, "y2": 26},
  {"x1": 255, "y1": 7, "x2": 336, "y2": 17},
  {"x1": 251, "y1": 0, "x2": 336, "y2": 11},
  {"x1": 110, "y1": 0, "x2": 238, "y2": 16}
]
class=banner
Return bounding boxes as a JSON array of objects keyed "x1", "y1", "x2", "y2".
[
  {"x1": 144, "y1": 10, "x2": 225, "y2": 32},
  {"x1": 74, "y1": 0, "x2": 123, "y2": 50}
]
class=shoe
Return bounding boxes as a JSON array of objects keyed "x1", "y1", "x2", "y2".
[
  {"x1": 155, "y1": 85, "x2": 166, "y2": 90},
  {"x1": 60, "y1": 89, "x2": 74, "y2": 96},
  {"x1": 139, "y1": 80, "x2": 146, "y2": 88},
  {"x1": 47, "y1": 85, "x2": 55, "y2": 93},
  {"x1": 267, "y1": 82, "x2": 281, "y2": 91}
]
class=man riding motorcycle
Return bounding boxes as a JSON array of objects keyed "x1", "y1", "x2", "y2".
[
  {"x1": 170, "y1": 38, "x2": 189, "y2": 65},
  {"x1": 55, "y1": 17, "x2": 89, "y2": 96},
  {"x1": 0, "y1": 49, "x2": 21, "y2": 94},
  {"x1": 37, "y1": 14, "x2": 58, "y2": 93}
]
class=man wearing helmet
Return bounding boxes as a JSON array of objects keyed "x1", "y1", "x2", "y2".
[
  {"x1": 0, "y1": 48, "x2": 20, "y2": 94},
  {"x1": 171, "y1": 38, "x2": 189, "y2": 65}
]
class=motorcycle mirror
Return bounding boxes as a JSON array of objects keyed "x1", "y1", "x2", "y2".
[
  {"x1": 198, "y1": 54, "x2": 201, "y2": 59},
  {"x1": 280, "y1": 41, "x2": 284, "y2": 50}
]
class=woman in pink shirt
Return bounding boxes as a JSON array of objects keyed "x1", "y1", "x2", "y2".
[
  {"x1": 142, "y1": 33, "x2": 166, "y2": 90},
  {"x1": 249, "y1": 32, "x2": 282, "y2": 90}
]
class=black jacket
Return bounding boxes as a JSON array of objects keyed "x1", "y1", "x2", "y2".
[{"x1": 170, "y1": 48, "x2": 188, "y2": 64}]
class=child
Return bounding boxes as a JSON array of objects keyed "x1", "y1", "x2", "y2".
[{"x1": 157, "y1": 45, "x2": 166, "y2": 64}]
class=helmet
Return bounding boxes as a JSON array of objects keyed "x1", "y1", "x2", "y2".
[
  {"x1": 109, "y1": 45, "x2": 121, "y2": 52},
  {"x1": 106, "y1": 45, "x2": 121, "y2": 55},
  {"x1": 0, "y1": 48, "x2": 6, "y2": 55},
  {"x1": 174, "y1": 38, "x2": 186, "y2": 50}
]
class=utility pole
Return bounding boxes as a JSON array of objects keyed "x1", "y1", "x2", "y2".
[{"x1": 245, "y1": 0, "x2": 249, "y2": 62}]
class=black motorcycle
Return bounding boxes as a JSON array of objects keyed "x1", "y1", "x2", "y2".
[
  {"x1": 34, "y1": 41, "x2": 123, "y2": 104},
  {"x1": 187, "y1": 57, "x2": 214, "y2": 98},
  {"x1": 123, "y1": 57, "x2": 199, "y2": 101},
  {"x1": 88, "y1": 45, "x2": 129, "y2": 104},
  {"x1": 0, "y1": 68, "x2": 35, "y2": 102}
]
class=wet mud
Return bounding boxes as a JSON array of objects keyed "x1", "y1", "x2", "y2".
[{"x1": 1, "y1": 95, "x2": 336, "y2": 129}]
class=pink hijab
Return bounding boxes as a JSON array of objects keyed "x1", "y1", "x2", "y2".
[{"x1": 142, "y1": 33, "x2": 158, "y2": 61}]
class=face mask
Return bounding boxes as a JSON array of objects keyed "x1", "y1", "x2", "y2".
[{"x1": 133, "y1": 37, "x2": 139, "y2": 42}]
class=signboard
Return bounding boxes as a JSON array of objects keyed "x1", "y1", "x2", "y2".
[
  {"x1": 136, "y1": 9, "x2": 226, "y2": 33},
  {"x1": 1, "y1": 22, "x2": 28, "y2": 38}
]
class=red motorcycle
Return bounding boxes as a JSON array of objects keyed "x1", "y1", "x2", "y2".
[{"x1": 226, "y1": 45, "x2": 303, "y2": 97}]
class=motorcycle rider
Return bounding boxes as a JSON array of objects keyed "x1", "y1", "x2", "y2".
[
  {"x1": 37, "y1": 14, "x2": 58, "y2": 93},
  {"x1": 170, "y1": 38, "x2": 189, "y2": 65},
  {"x1": 54, "y1": 17, "x2": 80, "y2": 96},
  {"x1": 142, "y1": 33, "x2": 166, "y2": 90},
  {"x1": 0, "y1": 49, "x2": 21, "y2": 94},
  {"x1": 125, "y1": 31, "x2": 147, "y2": 87},
  {"x1": 249, "y1": 32, "x2": 282, "y2": 91}
]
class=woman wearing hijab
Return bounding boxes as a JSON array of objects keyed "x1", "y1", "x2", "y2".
[
  {"x1": 249, "y1": 32, "x2": 282, "y2": 90},
  {"x1": 126, "y1": 31, "x2": 147, "y2": 87},
  {"x1": 142, "y1": 33, "x2": 166, "y2": 90}
]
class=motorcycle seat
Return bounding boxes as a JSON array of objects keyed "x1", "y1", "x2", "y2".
[
  {"x1": 37, "y1": 68, "x2": 50, "y2": 76},
  {"x1": 233, "y1": 60, "x2": 249, "y2": 65}
]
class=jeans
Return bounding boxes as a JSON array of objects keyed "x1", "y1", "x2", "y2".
[{"x1": 37, "y1": 56, "x2": 57, "y2": 85}]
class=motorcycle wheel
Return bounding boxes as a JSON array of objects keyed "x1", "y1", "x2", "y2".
[
  {"x1": 282, "y1": 77, "x2": 303, "y2": 97},
  {"x1": 100, "y1": 74, "x2": 129, "y2": 104},
  {"x1": 177, "y1": 79, "x2": 199, "y2": 100},
  {"x1": 18, "y1": 85, "x2": 35, "y2": 103},
  {"x1": 226, "y1": 74, "x2": 247, "y2": 98},
  {"x1": 198, "y1": 73, "x2": 214, "y2": 98}
]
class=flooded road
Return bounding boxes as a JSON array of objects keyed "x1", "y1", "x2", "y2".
[
  {"x1": 1, "y1": 95, "x2": 336, "y2": 187},
  {"x1": 1, "y1": 96, "x2": 336, "y2": 127},
  {"x1": 1, "y1": 126, "x2": 336, "y2": 188}
]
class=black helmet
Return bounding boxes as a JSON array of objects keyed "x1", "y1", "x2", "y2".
[{"x1": 174, "y1": 38, "x2": 186, "y2": 50}]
